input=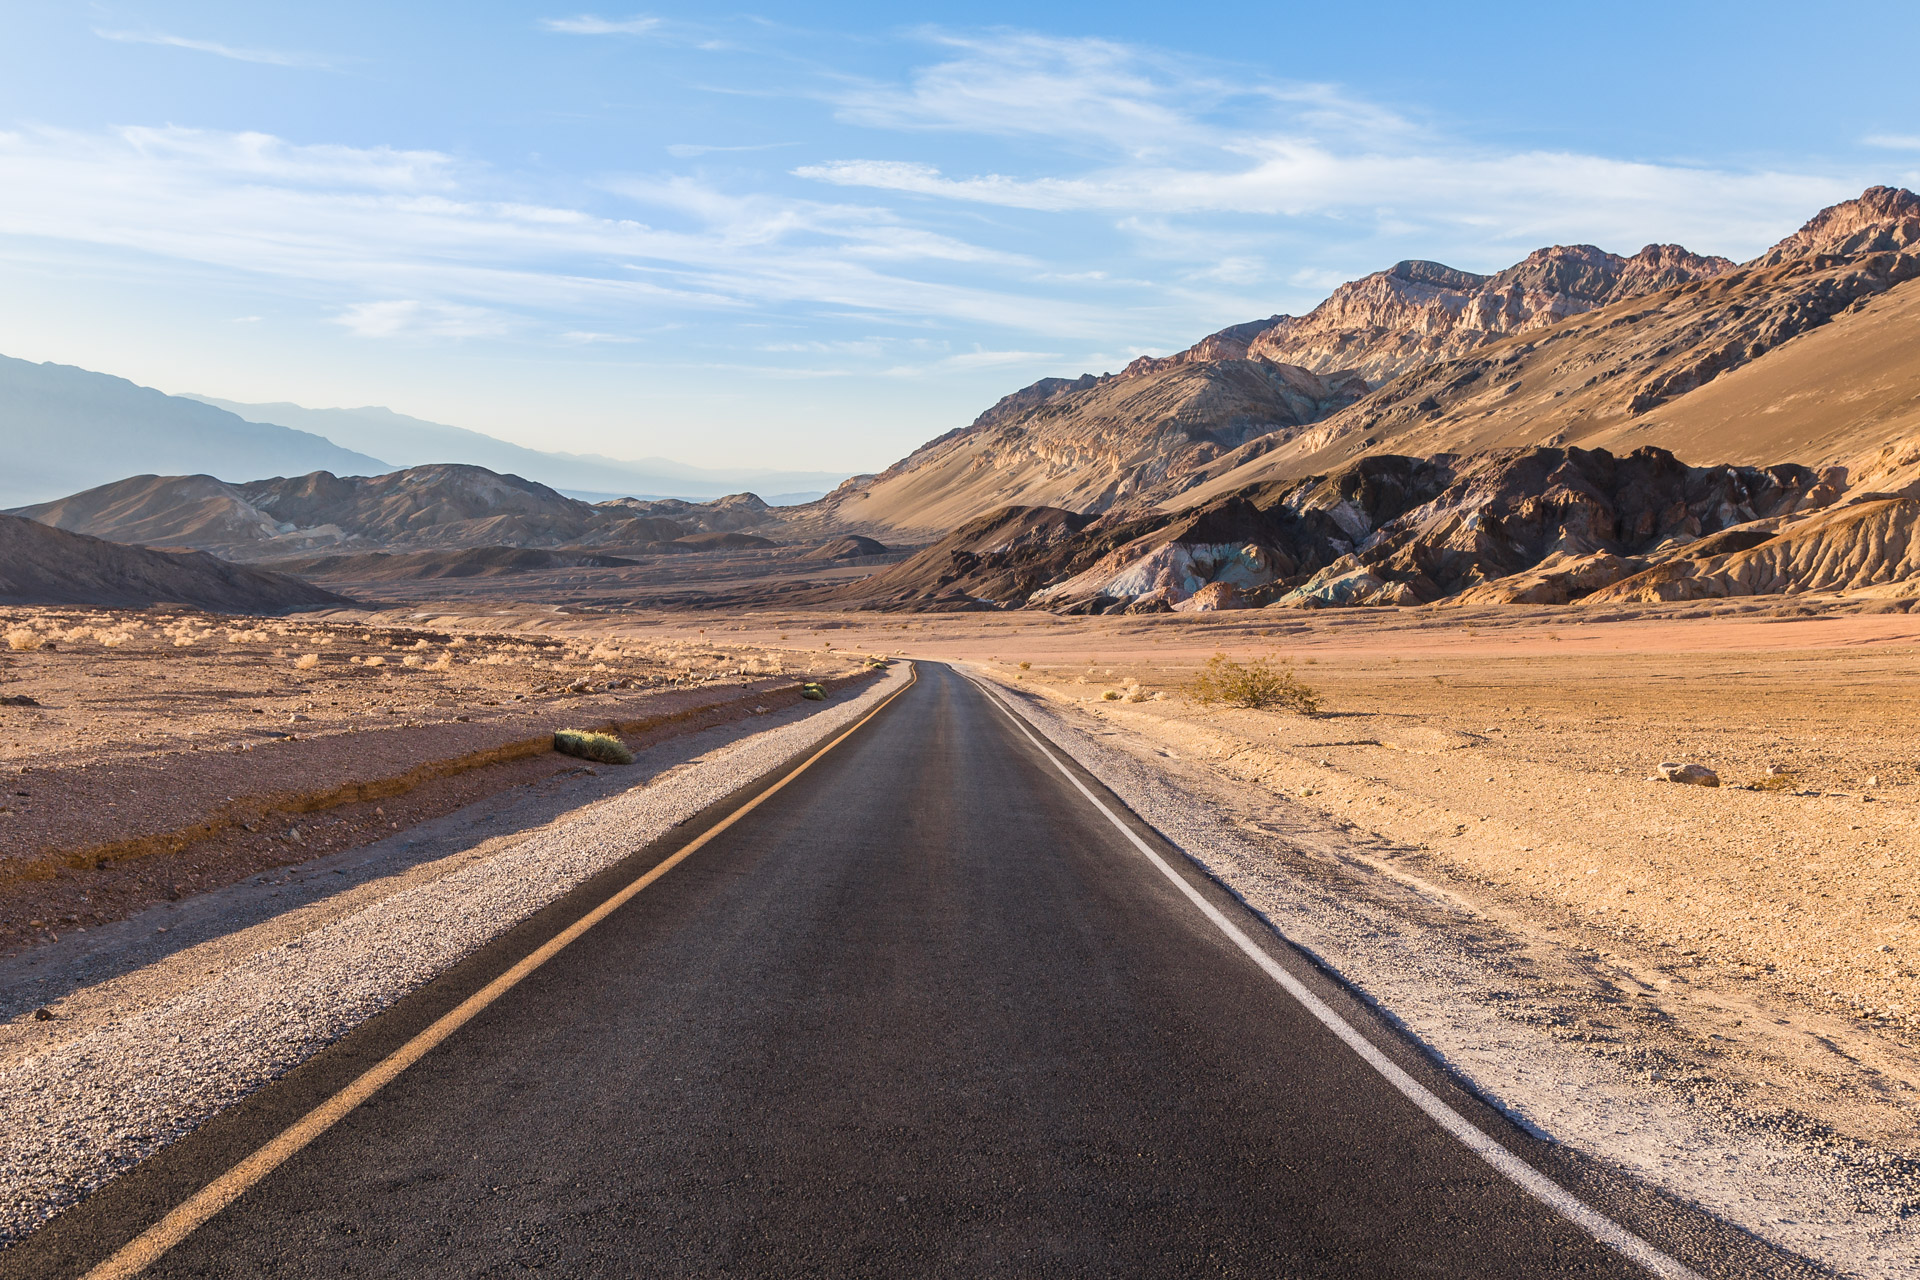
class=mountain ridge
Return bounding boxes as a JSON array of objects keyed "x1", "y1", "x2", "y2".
[{"x1": 0, "y1": 356, "x2": 393, "y2": 509}]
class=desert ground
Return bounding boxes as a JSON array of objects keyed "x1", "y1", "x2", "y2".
[
  {"x1": 0, "y1": 607, "x2": 875, "y2": 953},
  {"x1": 4, "y1": 592, "x2": 1917, "y2": 1200}
]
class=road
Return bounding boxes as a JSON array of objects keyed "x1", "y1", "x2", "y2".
[{"x1": 7, "y1": 663, "x2": 1807, "y2": 1278}]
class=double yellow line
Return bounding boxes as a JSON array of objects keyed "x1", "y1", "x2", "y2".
[{"x1": 83, "y1": 664, "x2": 918, "y2": 1280}]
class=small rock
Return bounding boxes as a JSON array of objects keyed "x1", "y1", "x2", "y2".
[
  {"x1": 31, "y1": 1008, "x2": 53, "y2": 1022},
  {"x1": 286, "y1": 827, "x2": 304, "y2": 844},
  {"x1": 1656, "y1": 762, "x2": 1720, "y2": 787},
  {"x1": 0, "y1": 694, "x2": 40, "y2": 707},
  {"x1": 1765, "y1": 764, "x2": 1787, "y2": 777},
  {"x1": 288, "y1": 713, "x2": 311, "y2": 723},
  {"x1": 1866, "y1": 775, "x2": 1880, "y2": 788}
]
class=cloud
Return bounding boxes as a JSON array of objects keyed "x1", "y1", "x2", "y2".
[
  {"x1": 94, "y1": 28, "x2": 332, "y2": 69},
  {"x1": 1863, "y1": 134, "x2": 1920, "y2": 151},
  {"x1": 0, "y1": 124, "x2": 1111, "y2": 346},
  {"x1": 666, "y1": 142, "x2": 800, "y2": 158},
  {"x1": 332, "y1": 301, "x2": 509, "y2": 340},
  {"x1": 802, "y1": 31, "x2": 1863, "y2": 262},
  {"x1": 540, "y1": 15, "x2": 661, "y2": 35}
]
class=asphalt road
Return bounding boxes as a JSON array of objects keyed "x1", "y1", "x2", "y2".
[{"x1": 9, "y1": 663, "x2": 1816, "y2": 1278}]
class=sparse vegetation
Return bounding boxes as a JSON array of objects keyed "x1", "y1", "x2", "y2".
[
  {"x1": 801, "y1": 681, "x2": 827, "y2": 701},
  {"x1": 294, "y1": 653, "x2": 320, "y2": 670},
  {"x1": 553, "y1": 729, "x2": 634, "y2": 765},
  {"x1": 1190, "y1": 653, "x2": 1322, "y2": 714},
  {"x1": 5, "y1": 628, "x2": 44, "y2": 652}
]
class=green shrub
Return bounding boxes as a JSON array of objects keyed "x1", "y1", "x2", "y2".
[
  {"x1": 553, "y1": 729, "x2": 634, "y2": 765},
  {"x1": 1190, "y1": 653, "x2": 1321, "y2": 714},
  {"x1": 801, "y1": 682, "x2": 827, "y2": 701}
]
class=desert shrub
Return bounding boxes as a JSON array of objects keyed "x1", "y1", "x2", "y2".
[
  {"x1": 801, "y1": 682, "x2": 827, "y2": 701},
  {"x1": 1017, "y1": 661, "x2": 1031, "y2": 670},
  {"x1": 1190, "y1": 653, "x2": 1321, "y2": 714},
  {"x1": 1100, "y1": 689, "x2": 1122, "y2": 701},
  {"x1": 294, "y1": 653, "x2": 320, "y2": 670},
  {"x1": 554, "y1": 729, "x2": 634, "y2": 765},
  {"x1": 402, "y1": 655, "x2": 424, "y2": 668},
  {"x1": 428, "y1": 652, "x2": 454, "y2": 671},
  {"x1": 5, "y1": 629, "x2": 44, "y2": 652}
]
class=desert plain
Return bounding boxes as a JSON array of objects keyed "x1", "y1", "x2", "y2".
[{"x1": 4, "y1": 591, "x2": 1917, "y2": 1197}]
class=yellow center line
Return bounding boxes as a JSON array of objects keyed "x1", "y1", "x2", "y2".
[{"x1": 82, "y1": 664, "x2": 918, "y2": 1280}]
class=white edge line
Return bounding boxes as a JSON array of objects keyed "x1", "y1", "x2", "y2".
[{"x1": 964, "y1": 671, "x2": 1706, "y2": 1280}]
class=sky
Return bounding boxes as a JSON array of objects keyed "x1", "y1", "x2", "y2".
[{"x1": 1, "y1": 2, "x2": 1916, "y2": 474}]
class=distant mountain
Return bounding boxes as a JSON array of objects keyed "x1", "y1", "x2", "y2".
[
  {"x1": 0, "y1": 513, "x2": 346, "y2": 612},
  {"x1": 6, "y1": 463, "x2": 789, "y2": 561},
  {"x1": 0, "y1": 355, "x2": 392, "y2": 508},
  {"x1": 184, "y1": 397, "x2": 846, "y2": 504}
]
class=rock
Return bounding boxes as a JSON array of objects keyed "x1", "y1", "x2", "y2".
[
  {"x1": 0, "y1": 694, "x2": 39, "y2": 707},
  {"x1": 1656, "y1": 762, "x2": 1720, "y2": 787},
  {"x1": 32, "y1": 1008, "x2": 52, "y2": 1021},
  {"x1": 1765, "y1": 764, "x2": 1788, "y2": 777},
  {"x1": 1176, "y1": 581, "x2": 1243, "y2": 612},
  {"x1": 288, "y1": 713, "x2": 310, "y2": 722}
]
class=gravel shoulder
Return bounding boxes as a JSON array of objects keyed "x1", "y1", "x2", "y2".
[
  {"x1": 966, "y1": 665, "x2": 1919, "y2": 1280},
  {"x1": 0, "y1": 662, "x2": 910, "y2": 1245}
]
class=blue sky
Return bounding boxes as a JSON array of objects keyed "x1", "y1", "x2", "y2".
[{"x1": 2, "y1": 2, "x2": 1916, "y2": 473}]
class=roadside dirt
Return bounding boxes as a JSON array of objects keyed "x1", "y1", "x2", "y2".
[{"x1": 0, "y1": 606, "x2": 871, "y2": 955}]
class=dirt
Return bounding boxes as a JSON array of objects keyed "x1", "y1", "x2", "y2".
[{"x1": 0, "y1": 605, "x2": 873, "y2": 955}]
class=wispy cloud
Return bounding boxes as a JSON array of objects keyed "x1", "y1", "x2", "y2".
[
  {"x1": 666, "y1": 142, "x2": 801, "y2": 158},
  {"x1": 803, "y1": 31, "x2": 1859, "y2": 261},
  {"x1": 1863, "y1": 134, "x2": 1920, "y2": 151},
  {"x1": 333, "y1": 300, "x2": 509, "y2": 340},
  {"x1": 540, "y1": 15, "x2": 661, "y2": 35},
  {"x1": 0, "y1": 124, "x2": 1110, "y2": 346},
  {"x1": 94, "y1": 28, "x2": 333, "y2": 69}
]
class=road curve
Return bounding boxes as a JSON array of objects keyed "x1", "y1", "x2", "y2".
[{"x1": 5, "y1": 663, "x2": 1810, "y2": 1278}]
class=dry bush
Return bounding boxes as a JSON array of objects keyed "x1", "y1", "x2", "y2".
[
  {"x1": 402, "y1": 655, "x2": 424, "y2": 668},
  {"x1": 294, "y1": 653, "x2": 320, "y2": 670},
  {"x1": 1190, "y1": 653, "x2": 1321, "y2": 714},
  {"x1": 6, "y1": 628, "x2": 45, "y2": 652},
  {"x1": 428, "y1": 653, "x2": 454, "y2": 672},
  {"x1": 553, "y1": 729, "x2": 634, "y2": 765}
]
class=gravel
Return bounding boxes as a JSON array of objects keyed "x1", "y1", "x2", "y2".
[
  {"x1": 0, "y1": 664, "x2": 908, "y2": 1244},
  {"x1": 969, "y1": 666, "x2": 1918, "y2": 1280}
]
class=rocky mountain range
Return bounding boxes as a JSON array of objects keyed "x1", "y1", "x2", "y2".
[
  {"x1": 806, "y1": 186, "x2": 1920, "y2": 613},
  {"x1": 10, "y1": 186, "x2": 1920, "y2": 616},
  {"x1": 185, "y1": 397, "x2": 846, "y2": 504},
  {"x1": 5, "y1": 465, "x2": 788, "y2": 562}
]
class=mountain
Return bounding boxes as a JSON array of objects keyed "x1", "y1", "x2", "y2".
[
  {"x1": 185, "y1": 397, "x2": 848, "y2": 504},
  {"x1": 804, "y1": 231, "x2": 1745, "y2": 539},
  {"x1": 810, "y1": 360, "x2": 1369, "y2": 536},
  {"x1": 6, "y1": 464, "x2": 786, "y2": 561},
  {"x1": 812, "y1": 186, "x2": 1920, "y2": 614},
  {"x1": 1239, "y1": 244, "x2": 1734, "y2": 384},
  {"x1": 1174, "y1": 195, "x2": 1920, "y2": 509},
  {"x1": 0, "y1": 514, "x2": 346, "y2": 612},
  {"x1": 0, "y1": 355, "x2": 392, "y2": 508}
]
